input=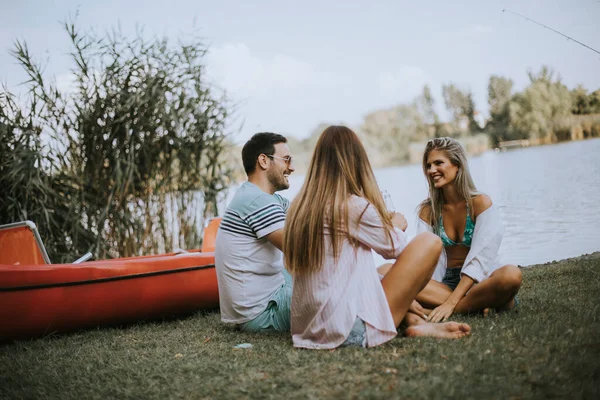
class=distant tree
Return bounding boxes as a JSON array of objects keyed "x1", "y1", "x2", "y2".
[
  {"x1": 485, "y1": 75, "x2": 514, "y2": 144},
  {"x1": 442, "y1": 84, "x2": 479, "y2": 134},
  {"x1": 526, "y1": 65, "x2": 556, "y2": 85},
  {"x1": 442, "y1": 84, "x2": 463, "y2": 127},
  {"x1": 590, "y1": 90, "x2": 600, "y2": 114},
  {"x1": 417, "y1": 85, "x2": 441, "y2": 137},
  {"x1": 488, "y1": 76, "x2": 514, "y2": 118},
  {"x1": 570, "y1": 85, "x2": 590, "y2": 115},
  {"x1": 508, "y1": 66, "x2": 572, "y2": 142},
  {"x1": 463, "y1": 92, "x2": 480, "y2": 133},
  {"x1": 360, "y1": 103, "x2": 425, "y2": 167}
]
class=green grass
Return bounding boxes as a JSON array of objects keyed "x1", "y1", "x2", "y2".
[{"x1": 2, "y1": 253, "x2": 599, "y2": 399}]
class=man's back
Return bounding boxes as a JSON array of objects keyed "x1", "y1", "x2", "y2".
[{"x1": 215, "y1": 181, "x2": 289, "y2": 324}]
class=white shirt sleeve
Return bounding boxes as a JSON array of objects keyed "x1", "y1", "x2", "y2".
[
  {"x1": 461, "y1": 205, "x2": 504, "y2": 283},
  {"x1": 348, "y1": 199, "x2": 407, "y2": 260}
]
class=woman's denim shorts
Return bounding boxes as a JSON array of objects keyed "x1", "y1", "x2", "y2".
[
  {"x1": 341, "y1": 317, "x2": 367, "y2": 348},
  {"x1": 442, "y1": 267, "x2": 462, "y2": 291}
]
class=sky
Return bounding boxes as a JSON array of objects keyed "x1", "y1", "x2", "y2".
[{"x1": 1, "y1": 0, "x2": 599, "y2": 143}]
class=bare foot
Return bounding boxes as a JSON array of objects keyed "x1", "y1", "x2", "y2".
[
  {"x1": 482, "y1": 308, "x2": 490, "y2": 317},
  {"x1": 405, "y1": 322, "x2": 471, "y2": 339}
]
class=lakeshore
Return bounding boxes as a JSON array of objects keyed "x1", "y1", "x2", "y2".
[{"x1": 1, "y1": 252, "x2": 599, "y2": 399}]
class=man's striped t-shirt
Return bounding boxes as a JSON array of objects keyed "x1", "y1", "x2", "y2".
[
  {"x1": 220, "y1": 197, "x2": 288, "y2": 239},
  {"x1": 214, "y1": 181, "x2": 290, "y2": 324}
]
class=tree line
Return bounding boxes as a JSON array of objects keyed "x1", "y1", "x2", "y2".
[{"x1": 289, "y1": 66, "x2": 600, "y2": 169}]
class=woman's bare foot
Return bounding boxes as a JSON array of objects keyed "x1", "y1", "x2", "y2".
[{"x1": 405, "y1": 322, "x2": 471, "y2": 339}]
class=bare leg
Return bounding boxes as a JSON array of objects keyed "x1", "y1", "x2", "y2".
[
  {"x1": 403, "y1": 311, "x2": 427, "y2": 327},
  {"x1": 416, "y1": 279, "x2": 454, "y2": 308},
  {"x1": 416, "y1": 265, "x2": 522, "y2": 315},
  {"x1": 453, "y1": 265, "x2": 522, "y2": 314},
  {"x1": 379, "y1": 263, "x2": 434, "y2": 315},
  {"x1": 381, "y1": 262, "x2": 437, "y2": 317},
  {"x1": 381, "y1": 232, "x2": 442, "y2": 327},
  {"x1": 380, "y1": 233, "x2": 469, "y2": 339}
]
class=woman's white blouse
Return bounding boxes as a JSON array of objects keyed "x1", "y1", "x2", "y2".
[{"x1": 291, "y1": 195, "x2": 408, "y2": 349}]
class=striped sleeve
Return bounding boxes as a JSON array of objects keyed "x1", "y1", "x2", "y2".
[
  {"x1": 219, "y1": 209, "x2": 256, "y2": 238},
  {"x1": 245, "y1": 201, "x2": 286, "y2": 239}
]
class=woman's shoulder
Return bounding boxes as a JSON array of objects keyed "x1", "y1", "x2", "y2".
[
  {"x1": 472, "y1": 194, "x2": 493, "y2": 218},
  {"x1": 348, "y1": 194, "x2": 369, "y2": 208},
  {"x1": 346, "y1": 195, "x2": 385, "y2": 228},
  {"x1": 347, "y1": 195, "x2": 373, "y2": 217}
]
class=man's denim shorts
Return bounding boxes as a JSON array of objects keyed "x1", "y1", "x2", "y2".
[{"x1": 238, "y1": 270, "x2": 292, "y2": 333}]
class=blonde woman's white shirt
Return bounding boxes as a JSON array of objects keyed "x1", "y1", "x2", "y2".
[
  {"x1": 416, "y1": 203, "x2": 504, "y2": 283},
  {"x1": 291, "y1": 195, "x2": 408, "y2": 349}
]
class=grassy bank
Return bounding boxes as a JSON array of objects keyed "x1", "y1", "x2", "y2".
[{"x1": 1, "y1": 253, "x2": 599, "y2": 399}]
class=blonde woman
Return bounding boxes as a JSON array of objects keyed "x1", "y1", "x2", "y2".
[
  {"x1": 283, "y1": 126, "x2": 471, "y2": 349},
  {"x1": 416, "y1": 137, "x2": 522, "y2": 323}
]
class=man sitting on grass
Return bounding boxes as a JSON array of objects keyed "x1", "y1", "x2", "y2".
[{"x1": 215, "y1": 132, "x2": 295, "y2": 333}]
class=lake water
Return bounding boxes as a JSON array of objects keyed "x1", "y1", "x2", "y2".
[{"x1": 278, "y1": 138, "x2": 600, "y2": 267}]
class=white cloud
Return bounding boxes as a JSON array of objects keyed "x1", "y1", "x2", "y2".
[
  {"x1": 204, "y1": 44, "x2": 443, "y2": 142},
  {"x1": 376, "y1": 65, "x2": 434, "y2": 103},
  {"x1": 206, "y1": 43, "x2": 318, "y2": 97},
  {"x1": 204, "y1": 42, "x2": 348, "y2": 141}
]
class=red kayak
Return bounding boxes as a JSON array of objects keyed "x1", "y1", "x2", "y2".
[{"x1": 0, "y1": 219, "x2": 221, "y2": 342}]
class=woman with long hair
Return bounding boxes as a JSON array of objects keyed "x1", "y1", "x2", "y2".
[
  {"x1": 416, "y1": 137, "x2": 522, "y2": 323},
  {"x1": 283, "y1": 126, "x2": 471, "y2": 349}
]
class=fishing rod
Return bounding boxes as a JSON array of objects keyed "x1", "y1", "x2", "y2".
[{"x1": 502, "y1": 8, "x2": 600, "y2": 58}]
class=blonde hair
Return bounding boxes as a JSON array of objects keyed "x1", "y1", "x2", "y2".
[
  {"x1": 284, "y1": 126, "x2": 393, "y2": 275},
  {"x1": 418, "y1": 137, "x2": 479, "y2": 232}
]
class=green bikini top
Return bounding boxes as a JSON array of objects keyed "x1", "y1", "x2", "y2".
[{"x1": 437, "y1": 204, "x2": 475, "y2": 247}]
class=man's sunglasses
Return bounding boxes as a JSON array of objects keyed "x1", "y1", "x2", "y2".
[{"x1": 267, "y1": 154, "x2": 294, "y2": 166}]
